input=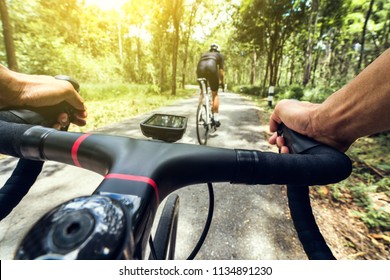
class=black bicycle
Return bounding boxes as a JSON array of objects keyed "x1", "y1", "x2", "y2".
[{"x1": 0, "y1": 78, "x2": 352, "y2": 260}]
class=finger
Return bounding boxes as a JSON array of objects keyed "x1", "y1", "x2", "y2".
[
  {"x1": 52, "y1": 123, "x2": 62, "y2": 130},
  {"x1": 71, "y1": 114, "x2": 87, "y2": 127},
  {"x1": 269, "y1": 116, "x2": 280, "y2": 133},
  {"x1": 56, "y1": 80, "x2": 86, "y2": 111},
  {"x1": 65, "y1": 95, "x2": 86, "y2": 112},
  {"x1": 72, "y1": 119, "x2": 87, "y2": 127},
  {"x1": 63, "y1": 89, "x2": 85, "y2": 111},
  {"x1": 276, "y1": 136, "x2": 285, "y2": 148},
  {"x1": 76, "y1": 109, "x2": 88, "y2": 119},
  {"x1": 57, "y1": 112, "x2": 69, "y2": 128},
  {"x1": 280, "y1": 146, "x2": 290, "y2": 154},
  {"x1": 269, "y1": 132, "x2": 278, "y2": 144},
  {"x1": 269, "y1": 101, "x2": 284, "y2": 133}
]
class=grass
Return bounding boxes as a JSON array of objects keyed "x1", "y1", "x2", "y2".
[{"x1": 69, "y1": 83, "x2": 195, "y2": 132}]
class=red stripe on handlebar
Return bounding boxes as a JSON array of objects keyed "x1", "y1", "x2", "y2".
[
  {"x1": 105, "y1": 173, "x2": 159, "y2": 203},
  {"x1": 71, "y1": 134, "x2": 91, "y2": 167}
]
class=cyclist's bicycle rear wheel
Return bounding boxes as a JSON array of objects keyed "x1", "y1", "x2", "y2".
[
  {"x1": 196, "y1": 102, "x2": 209, "y2": 145},
  {"x1": 149, "y1": 193, "x2": 179, "y2": 260}
]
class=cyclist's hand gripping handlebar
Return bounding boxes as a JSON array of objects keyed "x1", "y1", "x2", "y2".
[
  {"x1": 7, "y1": 75, "x2": 80, "y2": 130},
  {"x1": 0, "y1": 76, "x2": 80, "y2": 221}
]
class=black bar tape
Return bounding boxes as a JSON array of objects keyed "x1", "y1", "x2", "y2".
[
  {"x1": 287, "y1": 185, "x2": 336, "y2": 259},
  {"x1": 234, "y1": 147, "x2": 351, "y2": 186}
]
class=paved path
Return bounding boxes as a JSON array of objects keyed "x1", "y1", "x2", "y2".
[{"x1": 0, "y1": 91, "x2": 307, "y2": 260}]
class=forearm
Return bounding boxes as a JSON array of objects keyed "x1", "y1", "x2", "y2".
[
  {"x1": 313, "y1": 48, "x2": 390, "y2": 148},
  {"x1": 0, "y1": 65, "x2": 21, "y2": 108}
]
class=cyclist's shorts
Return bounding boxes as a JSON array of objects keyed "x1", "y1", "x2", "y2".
[{"x1": 196, "y1": 60, "x2": 219, "y2": 92}]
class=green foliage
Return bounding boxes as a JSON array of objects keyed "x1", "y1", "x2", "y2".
[
  {"x1": 330, "y1": 184, "x2": 349, "y2": 202},
  {"x1": 80, "y1": 83, "x2": 150, "y2": 101},
  {"x1": 350, "y1": 182, "x2": 377, "y2": 207},
  {"x1": 327, "y1": 166, "x2": 390, "y2": 231},
  {"x1": 1, "y1": 0, "x2": 388, "y2": 92},
  {"x1": 327, "y1": 132, "x2": 390, "y2": 231},
  {"x1": 303, "y1": 87, "x2": 335, "y2": 103},
  {"x1": 72, "y1": 83, "x2": 194, "y2": 132},
  {"x1": 289, "y1": 86, "x2": 304, "y2": 100},
  {"x1": 277, "y1": 85, "x2": 304, "y2": 100},
  {"x1": 236, "y1": 85, "x2": 263, "y2": 96},
  {"x1": 353, "y1": 208, "x2": 390, "y2": 231},
  {"x1": 376, "y1": 177, "x2": 390, "y2": 193}
]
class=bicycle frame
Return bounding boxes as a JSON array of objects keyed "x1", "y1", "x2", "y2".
[
  {"x1": 196, "y1": 78, "x2": 215, "y2": 145},
  {"x1": 198, "y1": 78, "x2": 212, "y2": 125},
  {"x1": 0, "y1": 123, "x2": 352, "y2": 260}
]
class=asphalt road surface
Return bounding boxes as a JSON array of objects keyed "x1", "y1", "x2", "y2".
[{"x1": 0, "y1": 91, "x2": 307, "y2": 260}]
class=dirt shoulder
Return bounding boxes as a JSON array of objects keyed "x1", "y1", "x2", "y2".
[{"x1": 311, "y1": 191, "x2": 389, "y2": 260}]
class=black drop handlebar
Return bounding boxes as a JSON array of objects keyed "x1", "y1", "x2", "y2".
[
  {"x1": 0, "y1": 124, "x2": 352, "y2": 200},
  {"x1": 0, "y1": 79, "x2": 352, "y2": 259},
  {"x1": 1, "y1": 121, "x2": 352, "y2": 260}
]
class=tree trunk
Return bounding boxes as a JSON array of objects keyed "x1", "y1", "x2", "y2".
[
  {"x1": 0, "y1": 0, "x2": 18, "y2": 71},
  {"x1": 268, "y1": 29, "x2": 277, "y2": 87},
  {"x1": 311, "y1": 22, "x2": 325, "y2": 88},
  {"x1": 250, "y1": 50, "x2": 257, "y2": 85},
  {"x1": 171, "y1": 0, "x2": 183, "y2": 96},
  {"x1": 159, "y1": 37, "x2": 168, "y2": 92},
  {"x1": 303, "y1": 0, "x2": 319, "y2": 87},
  {"x1": 171, "y1": 33, "x2": 179, "y2": 96},
  {"x1": 357, "y1": 0, "x2": 375, "y2": 74},
  {"x1": 262, "y1": 57, "x2": 269, "y2": 90},
  {"x1": 117, "y1": 18, "x2": 123, "y2": 63},
  {"x1": 136, "y1": 37, "x2": 143, "y2": 83},
  {"x1": 289, "y1": 51, "x2": 295, "y2": 85},
  {"x1": 181, "y1": 0, "x2": 199, "y2": 89}
]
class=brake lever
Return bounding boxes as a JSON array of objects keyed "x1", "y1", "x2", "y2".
[
  {"x1": 277, "y1": 123, "x2": 321, "y2": 154},
  {"x1": 7, "y1": 75, "x2": 80, "y2": 131},
  {"x1": 54, "y1": 75, "x2": 80, "y2": 92}
]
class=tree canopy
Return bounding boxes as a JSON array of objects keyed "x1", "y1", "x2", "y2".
[{"x1": 0, "y1": 0, "x2": 388, "y2": 95}]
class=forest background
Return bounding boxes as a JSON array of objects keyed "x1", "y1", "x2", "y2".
[{"x1": 0, "y1": 0, "x2": 389, "y2": 259}]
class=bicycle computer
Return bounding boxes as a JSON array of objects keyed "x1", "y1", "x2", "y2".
[{"x1": 140, "y1": 113, "x2": 187, "y2": 142}]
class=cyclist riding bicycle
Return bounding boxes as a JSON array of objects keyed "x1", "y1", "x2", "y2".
[{"x1": 196, "y1": 43, "x2": 225, "y2": 127}]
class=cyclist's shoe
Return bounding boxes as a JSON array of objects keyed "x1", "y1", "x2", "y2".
[{"x1": 211, "y1": 117, "x2": 221, "y2": 128}]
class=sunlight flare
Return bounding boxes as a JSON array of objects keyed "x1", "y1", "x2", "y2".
[{"x1": 84, "y1": 0, "x2": 127, "y2": 10}]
